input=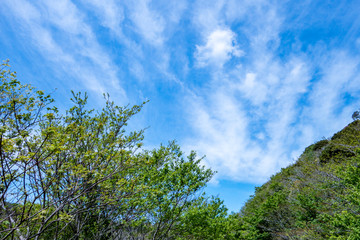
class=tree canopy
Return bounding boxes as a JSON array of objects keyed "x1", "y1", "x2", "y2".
[{"x1": 0, "y1": 60, "x2": 234, "y2": 239}]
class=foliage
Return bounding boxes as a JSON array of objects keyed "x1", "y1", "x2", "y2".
[
  {"x1": 312, "y1": 139, "x2": 329, "y2": 151},
  {"x1": 0, "y1": 60, "x2": 229, "y2": 240},
  {"x1": 319, "y1": 143, "x2": 356, "y2": 163},
  {"x1": 234, "y1": 119, "x2": 360, "y2": 239}
]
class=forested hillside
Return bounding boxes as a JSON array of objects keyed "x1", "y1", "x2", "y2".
[{"x1": 236, "y1": 120, "x2": 360, "y2": 239}]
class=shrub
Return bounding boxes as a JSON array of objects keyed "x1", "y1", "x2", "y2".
[
  {"x1": 319, "y1": 144, "x2": 356, "y2": 163},
  {"x1": 313, "y1": 139, "x2": 329, "y2": 151}
]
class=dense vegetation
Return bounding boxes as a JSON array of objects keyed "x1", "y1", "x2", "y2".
[
  {"x1": 1, "y1": 60, "x2": 360, "y2": 239},
  {"x1": 236, "y1": 120, "x2": 360, "y2": 239}
]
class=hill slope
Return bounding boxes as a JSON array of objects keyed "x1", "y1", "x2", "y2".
[{"x1": 236, "y1": 120, "x2": 360, "y2": 239}]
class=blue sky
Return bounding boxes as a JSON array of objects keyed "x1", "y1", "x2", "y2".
[{"x1": 1, "y1": 0, "x2": 360, "y2": 212}]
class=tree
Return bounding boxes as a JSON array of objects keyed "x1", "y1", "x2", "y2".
[
  {"x1": 172, "y1": 196, "x2": 234, "y2": 240},
  {"x1": 0, "y1": 60, "x2": 216, "y2": 240},
  {"x1": 352, "y1": 110, "x2": 360, "y2": 121}
]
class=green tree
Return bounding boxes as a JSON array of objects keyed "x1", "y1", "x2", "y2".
[
  {"x1": 352, "y1": 110, "x2": 359, "y2": 121},
  {"x1": 0, "y1": 60, "x2": 217, "y2": 240},
  {"x1": 173, "y1": 196, "x2": 234, "y2": 240}
]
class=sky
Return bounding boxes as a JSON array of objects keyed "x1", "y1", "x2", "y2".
[{"x1": 1, "y1": 0, "x2": 360, "y2": 212}]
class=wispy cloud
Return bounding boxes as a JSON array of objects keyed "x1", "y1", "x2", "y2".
[
  {"x1": 88, "y1": 0, "x2": 186, "y2": 85},
  {"x1": 305, "y1": 50, "x2": 360, "y2": 131},
  {"x1": 126, "y1": 0, "x2": 165, "y2": 47},
  {"x1": 3, "y1": 0, "x2": 126, "y2": 102},
  {"x1": 192, "y1": 0, "x2": 226, "y2": 34},
  {"x1": 186, "y1": 57, "x2": 313, "y2": 183},
  {"x1": 82, "y1": 0, "x2": 124, "y2": 34}
]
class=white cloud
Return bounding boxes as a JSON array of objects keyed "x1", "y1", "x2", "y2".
[
  {"x1": 83, "y1": 0, "x2": 124, "y2": 33},
  {"x1": 192, "y1": 0, "x2": 226, "y2": 34},
  {"x1": 195, "y1": 28, "x2": 243, "y2": 67},
  {"x1": 43, "y1": 1, "x2": 85, "y2": 35},
  {"x1": 127, "y1": 0, "x2": 165, "y2": 47},
  {"x1": 186, "y1": 56, "x2": 313, "y2": 183},
  {"x1": 186, "y1": 0, "x2": 317, "y2": 184},
  {"x1": 3, "y1": 0, "x2": 126, "y2": 101},
  {"x1": 305, "y1": 51, "x2": 360, "y2": 132}
]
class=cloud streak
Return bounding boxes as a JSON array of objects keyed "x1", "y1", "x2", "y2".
[{"x1": 3, "y1": 0, "x2": 126, "y2": 102}]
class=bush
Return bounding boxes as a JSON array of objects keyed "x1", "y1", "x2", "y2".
[
  {"x1": 313, "y1": 139, "x2": 329, "y2": 151},
  {"x1": 319, "y1": 144, "x2": 356, "y2": 163}
]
